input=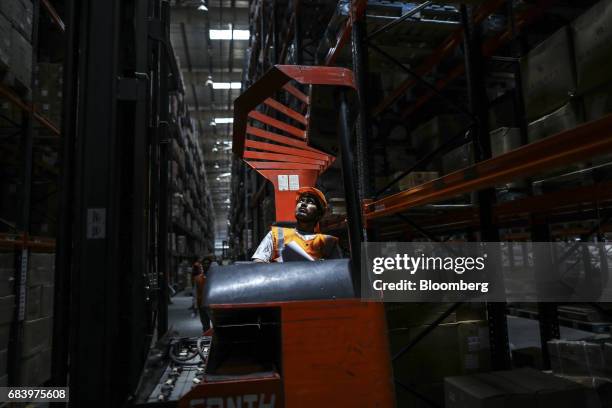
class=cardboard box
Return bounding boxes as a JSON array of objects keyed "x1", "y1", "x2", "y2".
[
  {"x1": 512, "y1": 347, "x2": 544, "y2": 370},
  {"x1": 41, "y1": 285, "x2": 54, "y2": 317},
  {"x1": 548, "y1": 339, "x2": 607, "y2": 378},
  {"x1": 442, "y1": 143, "x2": 472, "y2": 174},
  {"x1": 527, "y1": 100, "x2": 584, "y2": 143},
  {"x1": 25, "y1": 284, "x2": 42, "y2": 320},
  {"x1": 583, "y1": 81, "x2": 612, "y2": 122},
  {"x1": 0, "y1": 324, "x2": 10, "y2": 350},
  {"x1": 0, "y1": 0, "x2": 19, "y2": 29},
  {"x1": 0, "y1": 252, "x2": 14, "y2": 298},
  {"x1": 445, "y1": 368, "x2": 598, "y2": 408},
  {"x1": 490, "y1": 127, "x2": 521, "y2": 157},
  {"x1": 0, "y1": 348, "x2": 6, "y2": 375},
  {"x1": 521, "y1": 26, "x2": 576, "y2": 121},
  {"x1": 9, "y1": 28, "x2": 32, "y2": 90},
  {"x1": 390, "y1": 320, "x2": 490, "y2": 384},
  {"x1": 412, "y1": 115, "x2": 464, "y2": 157},
  {"x1": 396, "y1": 171, "x2": 439, "y2": 191},
  {"x1": 0, "y1": 295, "x2": 14, "y2": 325},
  {"x1": 20, "y1": 347, "x2": 51, "y2": 386},
  {"x1": 22, "y1": 316, "x2": 52, "y2": 358},
  {"x1": 0, "y1": 13, "x2": 11, "y2": 70},
  {"x1": 445, "y1": 373, "x2": 527, "y2": 408},
  {"x1": 605, "y1": 343, "x2": 612, "y2": 376},
  {"x1": 572, "y1": 0, "x2": 612, "y2": 94},
  {"x1": 27, "y1": 253, "x2": 55, "y2": 286},
  {"x1": 386, "y1": 303, "x2": 458, "y2": 330},
  {"x1": 13, "y1": 0, "x2": 33, "y2": 41}
]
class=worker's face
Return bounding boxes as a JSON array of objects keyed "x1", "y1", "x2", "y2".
[{"x1": 295, "y1": 194, "x2": 320, "y2": 222}]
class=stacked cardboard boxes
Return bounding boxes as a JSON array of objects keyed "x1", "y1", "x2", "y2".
[
  {"x1": 0, "y1": 0, "x2": 33, "y2": 42},
  {"x1": 387, "y1": 303, "x2": 489, "y2": 407},
  {"x1": 0, "y1": 251, "x2": 15, "y2": 386},
  {"x1": 34, "y1": 63, "x2": 63, "y2": 127},
  {"x1": 22, "y1": 252, "x2": 54, "y2": 385},
  {"x1": 0, "y1": 13, "x2": 11, "y2": 72},
  {"x1": 445, "y1": 368, "x2": 601, "y2": 408},
  {"x1": 0, "y1": 0, "x2": 33, "y2": 94},
  {"x1": 547, "y1": 339, "x2": 612, "y2": 380}
]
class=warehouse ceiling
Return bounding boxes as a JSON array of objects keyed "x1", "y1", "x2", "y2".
[{"x1": 170, "y1": 0, "x2": 250, "y2": 248}]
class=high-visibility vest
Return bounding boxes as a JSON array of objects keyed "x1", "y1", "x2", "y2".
[{"x1": 270, "y1": 226, "x2": 338, "y2": 262}]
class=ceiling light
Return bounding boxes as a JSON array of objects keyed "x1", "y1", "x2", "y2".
[
  {"x1": 198, "y1": 4, "x2": 208, "y2": 11},
  {"x1": 214, "y1": 117, "x2": 233, "y2": 124},
  {"x1": 212, "y1": 147, "x2": 218, "y2": 152},
  {"x1": 216, "y1": 177, "x2": 220, "y2": 181},
  {"x1": 214, "y1": 163, "x2": 220, "y2": 169},
  {"x1": 209, "y1": 29, "x2": 250, "y2": 40},
  {"x1": 219, "y1": 173, "x2": 231, "y2": 177},
  {"x1": 204, "y1": 76, "x2": 213, "y2": 86},
  {"x1": 211, "y1": 82, "x2": 242, "y2": 90},
  {"x1": 210, "y1": 121, "x2": 216, "y2": 126}
]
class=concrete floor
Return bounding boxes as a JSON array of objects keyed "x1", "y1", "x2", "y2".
[{"x1": 167, "y1": 291, "x2": 204, "y2": 337}]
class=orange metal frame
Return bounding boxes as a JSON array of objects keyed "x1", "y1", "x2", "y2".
[
  {"x1": 232, "y1": 65, "x2": 356, "y2": 222},
  {"x1": 0, "y1": 233, "x2": 56, "y2": 251},
  {"x1": 181, "y1": 299, "x2": 395, "y2": 408}
]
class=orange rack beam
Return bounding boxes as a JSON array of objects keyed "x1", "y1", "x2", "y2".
[
  {"x1": 0, "y1": 84, "x2": 61, "y2": 137},
  {"x1": 364, "y1": 113, "x2": 612, "y2": 221}
]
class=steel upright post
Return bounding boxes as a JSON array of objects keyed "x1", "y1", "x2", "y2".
[
  {"x1": 532, "y1": 221, "x2": 559, "y2": 369},
  {"x1": 338, "y1": 90, "x2": 364, "y2": 293},
  {"x1": 461, "y1": 4, "x2": 511, "y2": 370},
  {"x1": 52, "y1": 0, "x2": 77, "y2": 387},
  {"x1": 351, "y1": 0, "x2": 372, "y2": 213},
  {"x1": 10, "y1": 0, "x2": 40, "y2": 386},
  {"x1": 294, "y1": 0, "x2": 303, "y2": 65},
  {"x1": 157, "y1": 0, "x2": 171, "y2": 338}
]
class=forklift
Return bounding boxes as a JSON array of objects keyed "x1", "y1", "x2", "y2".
[{"x1": 133, "y1": 65, "x2": 395, "y2": 407}]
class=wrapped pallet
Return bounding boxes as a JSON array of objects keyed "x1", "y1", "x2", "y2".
[
  {"x1": 521, "y1": 26, "x2": 576, "y2": 121},
  {"x1": 572, "y1": 0, "x2": 612, "y2": 95},
  {"x1": 8, "y1": 27, "x2": 32, "y2": 91},
  {"x1": 527, "y1": 99, "x2": 584, "y2": 143},
  {"x1": 445, "y1": 368, "x2": 600, "y2": 408},
  {"x1": 583, "y1": 81, "x2": 612, "y2": 122},
  {"x1": 0, "y1": 13, "x2": 11, "y2": 71}
]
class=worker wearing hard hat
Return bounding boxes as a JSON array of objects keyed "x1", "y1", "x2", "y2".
[{"x1": 252, "y1": 187, "x2": 342, "y2": 262}]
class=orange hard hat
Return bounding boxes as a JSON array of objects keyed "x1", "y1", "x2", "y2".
[{"x1": 296, "y1": 187, "x2": 328, "y2": 212}]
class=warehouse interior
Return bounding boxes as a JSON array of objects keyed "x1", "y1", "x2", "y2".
[{"x1": 2, "y1": 0, "x2": 612, "y2": 406}]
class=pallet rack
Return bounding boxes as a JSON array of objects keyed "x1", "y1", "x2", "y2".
[
  {"x1": 0, "y1": 0, "x2": 67, "y2": 388},
  {"x1": 230, "y1": 0, "x2": 612, "y2": 405}
]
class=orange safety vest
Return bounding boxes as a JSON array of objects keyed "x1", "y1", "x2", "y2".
[{"x1": 270, "y1": 226, "x2": 338, "y2": 262}]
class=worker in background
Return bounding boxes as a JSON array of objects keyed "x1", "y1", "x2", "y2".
[
  {"x1": 194, "y1": 255, "x2": 213, "y2": 332},
  {"x1": 252, "y1": 187, "x2": 341, "y2": 262},
  {"x1": 189, "y1": 257, "x2": 203, "y2": 316}
]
